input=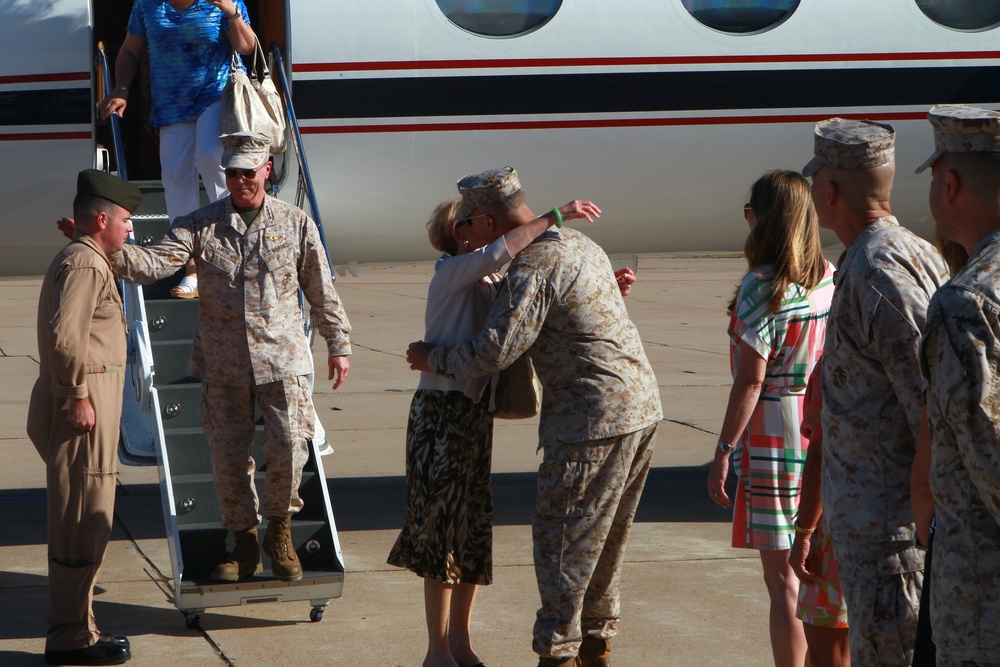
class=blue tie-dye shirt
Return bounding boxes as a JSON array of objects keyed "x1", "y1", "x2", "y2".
[{"x1": 127, "y1": 0, "x2": 250, "y2": 127}]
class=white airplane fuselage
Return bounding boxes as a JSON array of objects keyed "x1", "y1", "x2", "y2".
[{"x1": 3, "y1": 0, "x2": 1000, "y2": 275}]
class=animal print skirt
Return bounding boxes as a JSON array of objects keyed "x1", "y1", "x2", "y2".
[{"x1": 387, "y1": 389, "x2": 494, "y2": 585}]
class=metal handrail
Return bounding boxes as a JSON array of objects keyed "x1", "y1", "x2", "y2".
[
  {"x1": 269, "y1": 44, "x2": 333, "y2": 271},
  {"x1": 96, "y1": 41, "x2": 136, "y2": 329},
  {"x1": 96, "y1": 41, "x2": 128, "y2": 182}
]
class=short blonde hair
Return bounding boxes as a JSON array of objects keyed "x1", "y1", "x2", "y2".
[{"x1": 426, "y1": 197, "x2": 463, "y2": 255}]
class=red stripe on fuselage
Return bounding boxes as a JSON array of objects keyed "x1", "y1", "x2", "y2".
[
  {"x1": 301, "y1": 111, "x2": 930, "y2": 135},
  {"x1": 0, "y1": 132, "x2": 90, "y2": 141},
  {"x1": 0, "y1": 72, "x2": 89, "y2": 85},
  {"x1": 294, "y1": 51, "x2": 1000, "y2": 73}
]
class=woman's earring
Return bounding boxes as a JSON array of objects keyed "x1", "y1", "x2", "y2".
[{"x1": 464, "y1": 240, "x2": 470, "y2": 246}]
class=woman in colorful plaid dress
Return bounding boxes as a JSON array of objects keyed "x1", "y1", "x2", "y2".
[{"x1": 707, "y1": 170, "x2": 836, "y2": 667}]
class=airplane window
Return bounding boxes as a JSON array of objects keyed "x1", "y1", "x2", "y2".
[
  {"x1": 435, "y1": 0, "x2": 561, "y2": 37},
  {"x1": 681, "y1": 0, "x2": 799, "y2": 34},
  {"x1": 915, "y1": 0, "x2": 1000, "y2": 31}
]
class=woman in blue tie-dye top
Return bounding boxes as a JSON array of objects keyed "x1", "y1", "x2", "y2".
[{"x1": 99, "y1": 0, "x2": 255, "y2": 298}]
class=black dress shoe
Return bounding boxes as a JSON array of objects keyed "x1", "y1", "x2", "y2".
[
  {"x1": 98, "y1": 634, "x2": 130, "y2": 650},
  {"x1": 44, "y1": 640, "x2": 131, "y2": 665}
]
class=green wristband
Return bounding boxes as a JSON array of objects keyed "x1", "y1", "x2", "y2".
[{"x1": 551, "y1": 206, "x2": 563, "y2": 228}]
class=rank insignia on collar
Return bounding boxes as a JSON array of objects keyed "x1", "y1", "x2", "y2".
[{"x1": 267, "y1": 235, "x2": 283, "y2": 242}]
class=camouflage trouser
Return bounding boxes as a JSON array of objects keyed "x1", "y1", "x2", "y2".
[
  {"x1": 532, "y1": 423, "x2": 657, "y2": 659},
  {"x1": 833, "y1": 540, "x2": 924, "y2": 666},
  {"x1": 201, "y1": 377, "x2": 315, "y2": 531}
]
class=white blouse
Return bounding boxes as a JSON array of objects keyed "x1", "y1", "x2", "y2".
[{"x1": 418, "y1": 235, "x2": 514, "y2": 400}]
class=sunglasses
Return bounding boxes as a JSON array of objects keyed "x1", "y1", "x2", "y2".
[
  {"x1": 224, "y1": 166, "x2": 262, "y2": 179},
  {"x1": 457, "y1": 212, "x2": 491, "y2": 227}
]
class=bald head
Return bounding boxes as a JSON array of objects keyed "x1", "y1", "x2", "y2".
[
  {"x1": 938, "y1": 152, "x2": 1000, "y2": 199},
  {"x1": 829, "y1": 162, "x2": 895, "y2": 212}
]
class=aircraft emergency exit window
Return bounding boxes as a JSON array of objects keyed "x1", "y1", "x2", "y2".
[
  {"x1": 681, "y1": 0, "x2": 799, "y2": 34},
  {"x1": 436, "y1": 0, "x2": 561, "y2": 37},
  {"x1": 915, "y1": 0, "x2": 1000, "y2": 31}
]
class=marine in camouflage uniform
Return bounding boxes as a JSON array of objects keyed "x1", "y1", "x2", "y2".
[
  {"x1": 413, "y1": 167, "x2": 663, "y2": 665},
  {"x1": 110, "y1": 134, "x2": 350, "y2": 578},
  {"x1": 804, "y1": 119, "x2": 949, "y2": 666},
  {"x1": 918, "y1": 105, "x2": 1000, "y2": 667}
]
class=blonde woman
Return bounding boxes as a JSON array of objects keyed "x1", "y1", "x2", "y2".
[
  {"x1": 707, "y1": 170, "x2": 835, "y2": 667},
  {"x1": 389, "y1": 197, "x2": 601, "y2": 667}
]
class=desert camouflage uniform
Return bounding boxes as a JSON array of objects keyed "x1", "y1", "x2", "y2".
[
  {"x1": 429, "y1": 227, "x2": 662, "y2": 659},
  {"x1": 112, "y1": 195, "x2": 351, "y2": 528},
  {"x1": 821, "y1": 217, "x2": 948, "y2": 665},
  {"x1": 922, "y1": 228, "x2": 1000, "y2": 667}
]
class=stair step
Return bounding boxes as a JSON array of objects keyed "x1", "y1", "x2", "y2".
[
  {"x1": 132, "y1": 218, "x2": 172, "y2": 247},
  {"x1": 176, "y1": 518, "x2": 341, "y2": 580},
  {"x1": 171, "y1": 471, "x2": 317, "y2": 526},
  {"x1": 156, "y1": 383, "x2": 203, "y2": 430},
  {"x1": 161, "y1": 426, "x2": 264, "y2": 477},
  {"x1": 145, "y1": 299, "x2": 200, "y2": 341},
  {"x1": 150, "y1": 340, "x2": 199, "y2": 384}
]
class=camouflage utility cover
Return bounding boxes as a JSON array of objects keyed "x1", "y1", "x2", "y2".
[{"x1": 803, "y1": 118, "x2": 895, "y2": 176}]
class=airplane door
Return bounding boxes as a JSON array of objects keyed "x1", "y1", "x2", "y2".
[{"x1": 90, "y1": 0, "x2": 289, "y2": 183}]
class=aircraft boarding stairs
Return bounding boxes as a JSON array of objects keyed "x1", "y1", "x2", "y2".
[{"x1": 107, "y1": 43, "x2": 345, "y2": 627}]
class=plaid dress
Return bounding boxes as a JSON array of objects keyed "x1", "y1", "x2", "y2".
[{"x1": 730, "y1": 262, "x2": 835, "y2": 550}]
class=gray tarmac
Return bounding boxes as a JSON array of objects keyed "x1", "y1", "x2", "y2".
[{"x1": 0, "y1": 255, "x2": 780, "y2": 666}]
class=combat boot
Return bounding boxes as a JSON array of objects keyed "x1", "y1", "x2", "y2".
[
  {"x1": 211, "y1": 526, "x2": 262, "y2": 582},
  {"x1": 537, "y1": 657, "x2": 580, "y2": 667},
  {"x1": 579, "y1": 636, "x2": 611, "y2": 667},
  {"x1": 264, "y1": 516, "x2": 303, "y2": 581}
]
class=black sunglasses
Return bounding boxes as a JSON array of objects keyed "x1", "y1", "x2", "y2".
[
  {"x1": 457, "y1": 212, "x2": 491, "y2": 227},
  {"x1": 224, "y1": 166, "x2": 262, "y2": 179}
]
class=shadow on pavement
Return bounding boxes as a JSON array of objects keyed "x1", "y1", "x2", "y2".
[{"x1": 0, "y1": 463, "x2": 735, "y2": 547}]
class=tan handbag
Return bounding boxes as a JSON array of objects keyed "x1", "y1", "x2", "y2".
[
  {"x1": 221, "y1": 39, "x2": 287, "y2": 154},
  {"x1": 493, "y1": 354, "x2": 542, "y2": 420}
]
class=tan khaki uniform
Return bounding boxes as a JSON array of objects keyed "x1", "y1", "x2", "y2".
[
  {"x1": 27, "y1": 235, "x2": 126, "y2": 651},
  {"x1": 430, "y1": 227, "x2": 662, "y2": 659},
  {"x1": 111, "y1": 195, "x2": 351, "y2": 529},
  {"x1": 922, "y1": 228, "x2": 1000, "y2": 666},
  {"x1": 820, "y1": 217, "x2": 948, "y2": 665}
]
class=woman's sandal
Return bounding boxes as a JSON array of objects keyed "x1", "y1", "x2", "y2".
[{"x1": 170, "y1": 275, "x2": 198, "y2": 299}]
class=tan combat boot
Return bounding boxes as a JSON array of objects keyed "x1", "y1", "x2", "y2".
[
  {"x1": 537, "y1": 657, "x2": 580, "y2": 667},
  {"x1": 579, "y1": 636, "x2": 611, "y2": 667},
  {"x1": 264, "y1": 516, "x2": 303, "y2": 581},
  {"x1": 211, "y1": 526, "x2": 262, "y2": 581}
]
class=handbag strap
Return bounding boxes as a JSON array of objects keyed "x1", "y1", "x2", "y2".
[{"x1": 253, "y1": 38, "x2": 270, "y2": 79}]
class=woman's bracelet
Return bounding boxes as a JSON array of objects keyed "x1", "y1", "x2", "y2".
[
  {"x1": 793, "y1": 520, "x2": 817, "y2": 536},
  {"x1": 550, "y1": 206, "x2": 563, "y2": 228}
]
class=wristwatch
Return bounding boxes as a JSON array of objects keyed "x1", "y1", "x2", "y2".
[{"x1": 717, "y1": 439, "x2": 735, "y2": 454}]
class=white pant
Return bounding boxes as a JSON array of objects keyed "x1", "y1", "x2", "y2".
[{"x1": 159, "y1": 99, "x2": 228, "y2": 221}]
